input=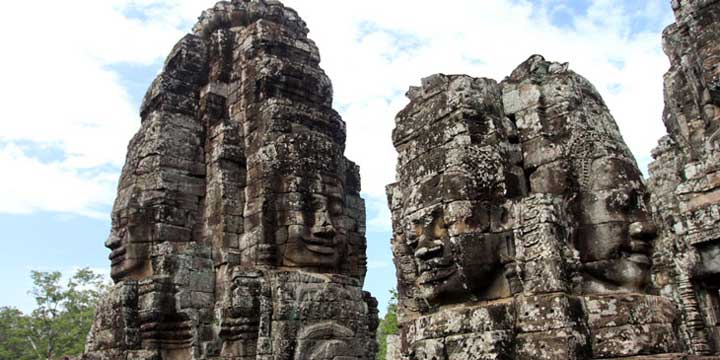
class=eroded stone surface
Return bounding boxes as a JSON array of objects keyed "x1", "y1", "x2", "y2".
[
  {"x1": 387, "y1": 55, "x2": 682, "y2": 359},
  {"x1": 649, "y1": 0, "x2": 720, "y2": 356},
  {"x1": 84, "y1": 1, "x2": 377, "y2": 359}
]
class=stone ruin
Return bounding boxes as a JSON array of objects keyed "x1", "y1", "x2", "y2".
[
  {"x1": 387, "y1": 57, "x2": 677, "y2": 360},
  {"x1": 386, "y1": 1, "x2": 720, "y2": 359},
  {"x1": 649, "y1": 0, "x2": 720, "y2": 356},
  {"x1": 82, "y1": 1, "x2": 378, "y2": 359},
  {"x1": 81, "y1": 0, "x2": 720, "y2": 359}
]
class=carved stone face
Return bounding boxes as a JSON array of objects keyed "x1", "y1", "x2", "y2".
[
  {"x1": 281, "y1": 177, "x2": 347, "y2": 270},
  {"x1": 576, "y1": 157, "x2": 658, "y2": 294},
  {"x1": 406, "y1": 206, "x2": 463, "y2": 304},
  {"x1": 105, "y1": 212, "x2": 153, "y2": 282},
  {"x1": 404, "y1": 202, "x2": 508, "y2": 306}
]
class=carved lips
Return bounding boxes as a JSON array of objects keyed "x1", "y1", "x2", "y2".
[
  {"x1": 106, "y1": 233, "x2": 130, "y2": 280},
  {"x1": 625, "y1": 239, "x2": 652, "y2": 266},
  {"x1": 304, "y1": 212, "x2": 339, "y2": 255},
  {"x1": 413, "y1": 239, "x2": 460, "y2": 292},
  {"x1": 108, "y1": 246, "x2": 126, "y2": 265},
  {"x1": 304, "y1": 236, "x2": 337, "y2": 255},
  {"x1": 416, "y1": 256, "x2": 456, "y2": 285}
]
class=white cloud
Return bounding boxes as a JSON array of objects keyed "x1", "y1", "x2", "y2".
[
  {"x1": 0, "y1": 144, "x2": 116, "y2": 218},
  {"x1": 280, "y1": 0, "x2": 674, "y2": 230},
  {"x1": 364, "y1": 193, "x2": 393, "y2": 232},
  {"x1": 0, "y1": 0, "x2": 674, "y2": 225},
  {"x1": 0, "y1": 0, "x2": 207, "y2": 217}
]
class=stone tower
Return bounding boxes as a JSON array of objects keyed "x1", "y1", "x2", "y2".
[
  {"x1": 83, "y1": 1, "x2": 378, "y2": 359},
  {"x1": 648, "y1": 0, "x2": 720, "y2": 356},
  {"x1": 387, "y1": 56, "x2": 684, "y2": 359}
]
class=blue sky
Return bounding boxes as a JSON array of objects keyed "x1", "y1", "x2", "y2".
[{"x1": 0, "y1": 0, "x2": 674, "y2": 316}]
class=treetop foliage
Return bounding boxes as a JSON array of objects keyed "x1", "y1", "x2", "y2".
[{"x1": 0, "y1": 268, "x2": 108, "y2": 360}]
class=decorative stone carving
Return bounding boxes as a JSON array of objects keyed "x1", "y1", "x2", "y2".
[
  {"x1": 388, "y1": 75, "x2": 517, "y2": 316},
  {"x1": 218, "y1": 269, "x2": 262, "y2": 358},
  {"x1": 388, "y1": 55, "x2": 683, "y2": 359},
  {"x1": 648, "y1": 0, "x2": 720, "y2": 356},
  {"x1": 84, "y1": 1, "x2": 377, "y2": 359}
]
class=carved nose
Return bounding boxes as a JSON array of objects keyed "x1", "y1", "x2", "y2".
[
  {"x1": 313, "y1": 212, "x2": 337, "y2": 239},
  {"x1": 629, "y1": 221, "x2": 657, "y2": 241},
  {"x1": 414, "y1": 235, "x2": 443, "y2": 259},
  {"x1": 105, "y1": 233, "x2": 121, "y2": 250}
]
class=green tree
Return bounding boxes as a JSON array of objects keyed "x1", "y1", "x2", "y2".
[
  {"x1": 0, "y1": 268, "x2": 108, "y2": 360},
  {"x1": 0, "y1": 307, "x2": 34, "y2": 359},
  {"x1": 376, "y1": 290, "x2": 399, "y2": 360}
]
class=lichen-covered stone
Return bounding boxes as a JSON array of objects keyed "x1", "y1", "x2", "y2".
[
  {"x1": 387, "y1": 55, "x2": 681, "y2": 359},
  {"x1": 84, "y1": 1, "x2": 377, "y2": 359},
  {"x1": 648, "y1": 0, "x2": 720, "y2": 356}
]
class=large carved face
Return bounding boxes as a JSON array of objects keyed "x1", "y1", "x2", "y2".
[
  {"x1": 105, "y1": 210, "x2": 153, "y2": 282},
  {"x1": 280, "y1": 176, "x2": 347, "y2": 270},
  {"x1": 576, "y1": 157, "x2": 658, "y2": 294},
  {"x1": 403, "y1": 201, "x2": 509, "y2": 306}
]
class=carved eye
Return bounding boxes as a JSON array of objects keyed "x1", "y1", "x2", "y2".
[
  {"x1": 311, "y1": 196, "x2": 325, "y2": 210},
  {"x1": 328, "y1": 199, "x2": 344, "y2": 217},
  {"x1": 627, "y1": 191, "x2": 641, "y2": 210},
  {"x1": 607, "y1": 189, "x2": 636, "y2": 211},
  {"x1": 405, "y1": 225, "x2": 420, "y2": 248}
]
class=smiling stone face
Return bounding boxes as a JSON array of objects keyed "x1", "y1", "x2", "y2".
[
  {"x1": 105, "y1": 207, "x2": 155, "y2": 282},
  {"x1": 576, "y1": 157, "x2": 658, "y2": 294},
  {"x1": 501, "y1": 55, "x2": 660, "y2": 296},
  {"x1": 406, "y1": 206, "x2": 462, "y2": 304},
  {"x1": 277, "y1": 175, "x2": 348, "y2": 271},
  {"x1": 106, "y1": 228, "x2": 152, "y2": 283},
  {"x1": 388, "y1": 74, "x2": 518, "y2": 313},
  {"x1": 403, "y1": 202, "x2": 512, "y2": 306}
]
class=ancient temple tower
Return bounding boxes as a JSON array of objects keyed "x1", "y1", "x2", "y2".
[
  {"x1": 387, "y1": 56, "x2": 685, "y2": 359},
  {"x1": 83, "y1": 1, "x2": 378, "y2": 359},
  {"x1": 648, "y1": 0, "x2": 720, "y2": 356}
]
